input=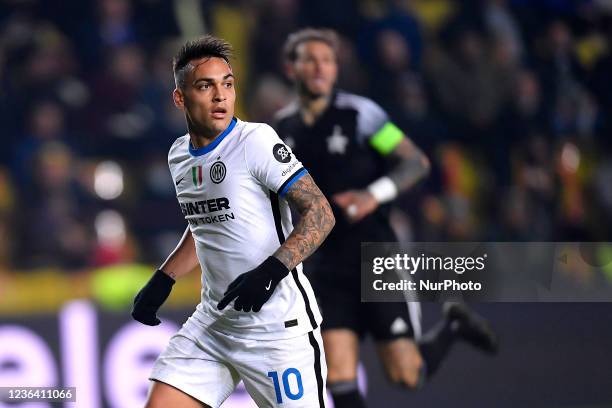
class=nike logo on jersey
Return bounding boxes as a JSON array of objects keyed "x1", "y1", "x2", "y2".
[
  {"x1": 175, "y1": 177, "x2": 184, "y2": 186},
  {"x1": 265, "y1": 280, "x2": 273, "y2": 291}
]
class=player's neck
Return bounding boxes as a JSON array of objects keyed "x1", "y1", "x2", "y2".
[
  {"x1": 188, "y1": 120, "x2": 230, "y2": 149},
  {"x1": 299, "y1": 93, "x2": 331, "y2": 126}
]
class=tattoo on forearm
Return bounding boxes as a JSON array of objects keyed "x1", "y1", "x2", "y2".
[
  {"x1": 274, "y1": 175, "x2": 335, "y2": 270},
  {"x1": 388, "y1": 139, "x2": 430, "y2": 191}
]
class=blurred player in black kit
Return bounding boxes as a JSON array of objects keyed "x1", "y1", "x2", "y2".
[{"x1": 273, "y1": 28, "x2": 498, "y2": 408}]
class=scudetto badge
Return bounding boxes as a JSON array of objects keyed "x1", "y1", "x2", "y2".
[{"x1": 273, "y1": 143, "x2": 292, "y2": 163}]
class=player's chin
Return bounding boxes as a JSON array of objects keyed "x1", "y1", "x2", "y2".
[
  {"x1": 208, "y1": 114, "x2": 231, "y2": 128},
  {"x1": 307, "y1": 86, "x2": 332, "y2": 98}
]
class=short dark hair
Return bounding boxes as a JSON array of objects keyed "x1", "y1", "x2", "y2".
[
  {"x1": 173, "y1": 35, "x2": 233, "y2": 88},
  {"x1": 283, "y1": 28, "x2": 338, "y2": 62}
]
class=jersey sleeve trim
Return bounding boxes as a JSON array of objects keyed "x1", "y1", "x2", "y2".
[
  {"x1": 369, "y1": 121, "x2": 403, "y2": 155},
  {"x1": 279, "y1": 167, "x2": 307, "y2": 197},
  {"x1": 188, "y1": 117, "x2": 237, "y2": 156}
]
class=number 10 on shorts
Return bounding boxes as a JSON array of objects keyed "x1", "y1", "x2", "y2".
[{"x1": 267, "y1": 368, "x2": 304, "y2": 403}]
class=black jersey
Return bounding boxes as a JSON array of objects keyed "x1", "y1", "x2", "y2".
[
  {"x1": 273, "y1": 90, "x2": 399, "y2": 269},
  {"x1": 274, "y1": 90, "x2": 391, "y2": 196}
]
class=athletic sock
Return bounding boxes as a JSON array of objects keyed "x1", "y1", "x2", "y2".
[{"x1": 329, "y1": 380, "x2": 367, "y2": 408}]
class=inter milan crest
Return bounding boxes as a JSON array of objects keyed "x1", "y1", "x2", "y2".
[
  {"x1": 192, "y1": 165, "x2": 204, "y2": 187},
  {"x1": 210, "y1": 161, "x2": 227, "y2": 184}
]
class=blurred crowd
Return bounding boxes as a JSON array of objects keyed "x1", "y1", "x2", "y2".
[{"x1": 1, "y1": 0, "x2": 612, "y2": 272}]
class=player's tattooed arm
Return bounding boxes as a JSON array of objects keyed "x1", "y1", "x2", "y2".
[
  {"x1": 386, "y1": 137, "x2": 430, "y2": 192},
  {"x1": 274, "y1": 174, "x2": 335, "y2": 271}
]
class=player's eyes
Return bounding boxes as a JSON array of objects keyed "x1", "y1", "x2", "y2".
[
  {"x1": 225, "y1": 82, "x2": 233, "y2": 88},
  {"x1": 199, "y1": 84, "x2": 210, "y2": 90}
]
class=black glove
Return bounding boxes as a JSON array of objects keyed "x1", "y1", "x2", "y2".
[
  {"x1": 217, "y1": 256, "x2": 289, "y2": 312},
  {"x1": 131, "y1": 269, "x2": 175, "y2": 326}
]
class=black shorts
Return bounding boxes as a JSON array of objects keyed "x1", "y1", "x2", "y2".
[
  {"x1": 315, "y1": 284, "x2": 418, "y2": 341},
  {"x1": 307, "y1": 218, "x2": 418, "y2": 341}
]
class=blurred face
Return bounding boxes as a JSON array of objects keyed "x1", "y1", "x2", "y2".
[
  {"x1": 289, "y1": 40, "x2": 337, "y2": 98},
  {"x1": 32, "y1": 102, "x2": 64, "y2": 138},
  {"x1": 111, "y1": 45, "x2": 145, "y2": 84},
  {"x1": 173, "y1": 57, "x2": 235, "y2": 137},
  {"x1": 377, "y1": 29, "x2": 410, "y2": 71}
]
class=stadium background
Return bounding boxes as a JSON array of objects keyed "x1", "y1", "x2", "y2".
[{"x1": 1, "y1": 0, "x2": 612, "y2": 406}]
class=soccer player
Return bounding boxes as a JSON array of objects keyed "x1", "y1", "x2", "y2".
[
  {"x1": 274, "y1": 28, "x2": 498, "y2": 408},
  {"x1": 131, "y1": 35, "x2": 335, "y2": 408}
]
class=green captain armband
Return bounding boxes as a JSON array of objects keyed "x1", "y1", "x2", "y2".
[{"x1": 368, "y1": 122, "x2": 404, "y2": 155}]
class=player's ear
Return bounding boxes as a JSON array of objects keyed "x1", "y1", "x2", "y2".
[
  {"x1": 173, "y1": 88, "x2": 184, "y2": 110},
  {"x1": 284, "y1": 61, "x2": 296, "y2": 81}
]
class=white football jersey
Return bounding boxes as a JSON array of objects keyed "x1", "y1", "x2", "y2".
[{"x1": 167, "y1": 118, "x2": 322, "y2": 340}]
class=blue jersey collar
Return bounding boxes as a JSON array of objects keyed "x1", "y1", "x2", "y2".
[{"x1": 189, "y1": 117, "x2": 237, "y2": 156}]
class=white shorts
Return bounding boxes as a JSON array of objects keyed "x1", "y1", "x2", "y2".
[{"x1": 150, "y1": 316, "x2": 327, "y2": 408}]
